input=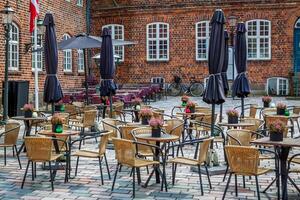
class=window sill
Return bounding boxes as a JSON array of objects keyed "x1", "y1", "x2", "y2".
[
  {"x1": 31, "y1": 71, "x2": 45, "y2": 75},
  {"x1": 146, "y1": 60, "x2": 169, "y2": 63},
  {"x1": 247, "y1": 58, "x2": 271, "y2": 61},
  {"x1": 8, "y1": 71, "x2": 22, "y2": 75},
  {"x1": 78, "y1": 72, "x2": 85, "y2": 76},
  {"x1": 64, "y1": 72, "x2": 74, "y2": 75}
]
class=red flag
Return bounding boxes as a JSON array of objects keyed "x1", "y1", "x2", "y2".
[{"x1": 30, "y1": 0, "x2": 39, "y2": 33}]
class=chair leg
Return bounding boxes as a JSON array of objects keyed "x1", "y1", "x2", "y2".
[
  {"x1": 75, "y1": 156, "x2": 79, "y2": 176},
  {"x1": 197, "y1": 165, "x2": 204, "y2": 195},
  {"x1": 288, "y1": 176, "x2": 300, "y2": 193},
  {"x1": 223, "y1": 165, "x2": 229, "y2": 182},
  {"x1": 12, "y1": 146, "x2": 15, "y2": 157},
  {"x1": 136, "y1": 167, "x2": 141, "y2": 185},
  {"x1": 132, "y1": 167, "x2": 135, "y2": 198},
  {"x1": 204, "y1": 164, "x2": 212, "y2": 189},
  {"x1": 104, "y1": 154, "x2": 111, "y2": 180},
  {"x1": 4, "y1": 147, "x2": 6, "y2": 166},
  {"x1": 243, "y1": 176, "x2": 246, "y2": 188},
  {"x1": 31, "y1": 162, "x2": 35, "y2": 181},
  {"x1": 15, "y1": 145, "x2": 22, "y2": 169},
  {"x1": 98, "y1": 157, "x2": 104, "y2": 185},
  {"x1": 21, "y1": 160, "x2": 30, "y2": 189},
  {"x1": 255, "y1": 175, "x2": 260, "y2": 200},
  {"x1": 235, "y1": 175, "x2": 238, "y2": 196},
  {"x1": 172, "y1": 163, "x2": 175, "y2": 185},
  {"x1": 49, "y1": 161, "x2": 54, "y2": 191},
  {"x1": 222, "y1": 173, "x2": 232, "y2": 200},
  {"x1": 111, "y1": 164, "x2": 119, "y2": 191}
]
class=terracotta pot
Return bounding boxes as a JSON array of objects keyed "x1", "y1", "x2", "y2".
[
  {"x1": 151, "y1": 128, "x2": 161, "y2": 137},
  {"x1": 270, "y1": 131, "x2": 283, "y2": 141},
  {"x1": 24, "y1": 111, "x2": 32, "y2": 118}
]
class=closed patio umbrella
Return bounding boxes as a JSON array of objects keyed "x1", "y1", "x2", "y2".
[
  {"x1": 203, "y1": 9, "x2": 226, "y2": 136},
  {"x1": 100, "y1": 28, "x2": 117, "y2": 118},
  {"x1": 232, "y1": 23, "x2": 250, "y2": 118},
  {"x1": 43, "y1": 13, "x2": 63, "y2": 114},
  {"x1": 219, "y1": 30, "x2": 229, "y2": 122}
]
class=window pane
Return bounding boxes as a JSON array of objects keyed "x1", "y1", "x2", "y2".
[{"x1": 147, "y1": 23, "x2": 169, "y2": 60}]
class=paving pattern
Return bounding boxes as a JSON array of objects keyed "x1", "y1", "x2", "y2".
[{"x1": 0, "y1": 96, "x2": 300, "y2": 199}]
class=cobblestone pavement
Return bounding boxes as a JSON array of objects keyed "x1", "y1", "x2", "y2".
[{"x1": 0, "y1": 96, "x2": 299, "y2": 199}]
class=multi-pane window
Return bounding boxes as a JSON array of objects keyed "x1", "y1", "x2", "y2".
[
  {"x1": 77, "y1": 49, "x2": 84, "y2": 72},
  {"x1": 63, "y1": 34, "x2": 72, "y2": 72},
  {"x1": 77, "y1": 0, "x2": 83, "y2": 6},
  {"x1": 102, "y1": 24, "x2": 124, "y2": 62},
  {"x1": 31, "y1": 29, "x2": 43, "y2": 71},
  {"x1": 147, "y1": 23, "x2": 169, "y2": 61},
  {"x1": 8, "y1": 23, "x2": 19, "y2": 70},
  {"x1": 246, "y1": 20, "x2": 271, "y2": 60},
  {"x1": 196, "y1": 21, "x2": 210, "y2": 60}
]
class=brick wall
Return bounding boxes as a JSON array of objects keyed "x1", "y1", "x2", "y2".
[
  {"x1": 91, "y1": 1, "x2": 300, "y2": 90},
  {"x1": 0, "y1": 0, "x2": 87, "y2": 102}
]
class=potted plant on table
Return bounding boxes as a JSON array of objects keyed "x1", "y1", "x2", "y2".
[
  {"x1": 23, "y1": 104, "x2": 34, "y2": 118},
  {"x1": 149, "y1": 118, "x2": 163, "y2": 137},
  {"x1": 181, "y1": 95, "x2": 189, "y2": 106},
  {"x1": 139, "y1": 108, "x2": 153, "y2": 125},
  {"x1": 51, "y1": 114, "x2": 64, "y2": 133},
  {"x1": 276, "y1": 102, "x2": 287, "y2": 115},
  {"x1": 226, "y1": 109, "x2": 239, "y2": 124},
  {"x1": 185, "y1": 101, "x2": 196, "y2": 113},
  {"x1": 262, "y1": 96, "x2": 272, "y2": 108},
  {"x1": 55, "y1": 100, "x2": 65, "y2": 112},
  {"x1": 269, "y1": 120, "x2": 286, "y2": 141}
]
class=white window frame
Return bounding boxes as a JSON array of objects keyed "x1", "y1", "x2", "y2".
[
  {"x1": 77, "y1": 49, "x2": 84, "y2": 72},
  {"x1": 246, "y1": 19, "x2": 271, "y2": 60},
  {"x1": 8, "y1": 22, "x2": 19, "y2": 71},
  {"x1": 102, "y1": 24, "x2": 125, "y2": 62},
  {"x1": 146, "y1": 22, "x2": 169, "y2": 61},
  {"x1": 31, "y1": 29, "x2": 43, "y2": 71},
  {"x1": 63, "y1": 34, "x2": 72, "y2": 72},
  {"x1": 266, "y1": 77, "x2": 289, "y2": 96},
  {"x1": 195, "y1": 21, "x2": 210, "y2": 61},
  {"x1": 77, "y1": 0, "x2": 83, "y2": 6}
]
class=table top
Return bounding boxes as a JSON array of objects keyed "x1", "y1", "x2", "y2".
[
  {"x1": 12, "y1": 116, "x2": 47, "y2": 121},
  {"x1": 218, "y1": 122, "x2": 256, "y2": 127},
  {"x1": 251, "y1": 137, "x2": 300, "y2": 148},
  {"x1": 135, "y1": 133, "x2": 179, "y2": 142},
  {"x1": 126, "y1": 122, "x2": 168, "y2": 127},
  {"x1": 38, "y1": 129, "x2": 80, "y2": 136},
  {"x1": 176, "y1": 112, "x2": 206, "y2": 116}
]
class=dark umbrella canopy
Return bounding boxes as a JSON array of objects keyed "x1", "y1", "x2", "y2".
[
  {"x1": 221, "y1": 30, "x2": 229, "y2": 96},
  {"x1": 99, "y1": 28, "x2": 117, "y2": 96},
  {"x1": 58, "y1": 34, "x2": 102, "y2": 50},
  {"x1": 203, "y1": 9, "x2": 226, "y2": 105},
  {"x1": 232, "y1": 23, "x2": 250, "y2": 98},
  {"x1": 43, "y1": 13, "x2": 63, "y2": 103}
]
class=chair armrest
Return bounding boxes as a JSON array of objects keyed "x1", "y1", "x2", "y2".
[
  {"x1": 250, "y1": 131, "x2": 265, "y2": 139},
  {"x1": 288, "y1": 153, "x2": 300, "y2": 170},
  {"x1": 0, "y1": 125, "x2": 21, "y2": 138},
  {"x1": 227, "y1": 134, "x2": 242, "y2": 146},
  {"x1": 71, "y1": 130, "x2": 109, "y2": 146}
]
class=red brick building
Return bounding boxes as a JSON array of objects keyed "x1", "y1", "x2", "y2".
[
  {"x1": 0, "y1": 0, "x2": 87, "y2": 102},
  {"x1": 91, "y1": 0, "x2": 300, "y2": 95}
]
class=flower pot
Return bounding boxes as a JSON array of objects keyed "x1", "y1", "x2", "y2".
[
  {"x1": 263, "y1": 102, "x2": 270, "y2": 108},
  {"x1": 52, "y1": 124, "x2": 63, "y2": 133},
  {"x1": 277, "y1": 108, "x2": 285, "y2": 115},
  {"x1": 228, "y1": 116, "x2": 238, "y2": 124},
  {"x1": 55, "y1": 105, "x2": 65, "y2": 112},
  {"x1": 270, "y1": 131, "x2": 283, "y2": 141},
  {"x1": 24, "y1": 111, "x2": 32, "y2": 118},
  {"x1": 181, "y1": 101, "x2": 187, "y2": 107},
  {"x1": 151, "y1": 128, "x2": 161, "y2": 137},
  {"x1": 141, "y1": 117, "x2": 149, "y2": 125}
]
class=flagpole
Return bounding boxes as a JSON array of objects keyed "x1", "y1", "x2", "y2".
[{"x1": 34, "y1": 17, "x2": 39, "y2": 111}]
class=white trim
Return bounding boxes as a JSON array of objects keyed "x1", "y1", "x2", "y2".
[
  {"x1": 146, "y1": 22, "x2": 169, "y2": 61},
  {"x1": 195, "y1": 21, "x2": 210, "y2": 61},
  {"x1": 102, "y1": 24, "x2": 125, "y2": 62},
  {"x1": 266, "y1": 77, "x2": 289, "y2": 96},
  {"x1": 63, "y1": 34, "x2": 72, "y2": 72},
  {"x1": 31, "y1": 28, "x2": 43, "y2": 71},
  {"x1": 8, "y1": 22, "x2": 19, "y2": 71},
  {"x1": 246, "y1": 19, "x2": 271, "y2": 60},
  {"x1": 76, "y1": 0, "x2": 83, "y2": 6}
]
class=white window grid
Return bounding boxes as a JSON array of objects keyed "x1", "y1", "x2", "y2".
[
  {"x1": 147, "y1": 22, "x2": 169, "y2": 61},
  {"x1": 246, "y1": 20, "x2": 271, "y2": 60},
  {"x1": 31, "y1": 29, "x2": 43, "y2": 71},
  {"x1": 102, "y1": 24, "x2": 124, "y2": 62},
  {"x1": 77, "y1": 49, "x2": 84, "y2": 72},
  {"x1": 77, "y1": 0, "x2": 83, "y2": 6},
  {"x1": 196, "y1": 21, "x2": 210, "y2": 61},
  {"x1": 266, "y1": 77, "x2": 289, "y2": 96},
  {"x1": 63, "y1": 34, "x2": 72, "y2": 72},
  {"x1": 8, "y1": 23, "x2": 19, "y2": 71}
]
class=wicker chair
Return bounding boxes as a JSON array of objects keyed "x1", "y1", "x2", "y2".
[
  {"x1": 223, "y1": 145, "x2": 273, "y2": 200},
  {"x1": 227, "y1": 129, "x2": 253, "y2": 146},
  {"x1": 167, "y1": 137, "x2": 214, "y2": 195},
  {"x1": 102, "y1": 118, "x2": 125, "y2": 142},
  {"x1": 0, "y1": 122, "x2": 21, "y2": 168},
  {"x1": 261, "y1": 108, "x2": 276, "y2": 118},
  {"x1": 287, "y1": 153, "x2": 300, "y2": 193},
  {"x1": 72, "y1": 110, "x2": 98, "y2": 139},
  {"x1": 164, "y1": 119, "x2": 184, "y2": 156},
  {"x1": 111, "y1": 138, "x2": 160, "y2": 198},
  {"x1": 21, "y1": 137, "x2": 68, "y2": 191},
  {"x1": 131, "y1": 127, "x2": 155, "y2": 157},
  {"x1": 73, "y1": 131, "x2": 112, "y2": 184},
  {"x1": 119, "y1": 125, "x2": 140, "y2": 140}
]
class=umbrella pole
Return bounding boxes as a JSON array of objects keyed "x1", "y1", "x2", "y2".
[
  {"x1": 83, "y1": 49, "x2": 89, "y2": 105},
  {"x1": 210, "y1": 103, "x2": 215, "y2": 149},
  {"x1": 51, "y1": 102, "x2": 54, "y2": 115},
  {"x1": 109, "y1": 94, "x2": 113, "y2": 118},
  {"x1": 219, "y1": 103, "x2": 223, "y2": 122},
  {"x1": 241, "y1": 97, "x2": 244, "y2": 118}
]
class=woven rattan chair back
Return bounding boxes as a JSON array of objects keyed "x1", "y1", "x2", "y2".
[
  {"x1": 65, "y1": 104, "x2": 77, "y2": 119},
  {"x1": 4, "y1": 122, "x2": 20, "y2": 145},
  {"x1": 110, "y1": 102, "x2": 124, "y2": 119},
  {"x1": 83, "y1": 105, "x2": 97, "y2": 111},
  {"x1": 225, "y1": 145, "x2": 259, "y2": 176},
  {"x1": 262, "y1": 108, "x2": 277, "y2": 116},
  {"x1": 227, "y1": 129, "x2": 252, "y2": 146},
  {"x1": 112, "y1": 138, "x2": 136, "y2": 167},
  {"x1": 131, "y1": 127, "x2": 155, "y2": 155},
  {"x1": 198, "y1": 137, "x2": 214, "y2": 164},
  {"x1": 102, "y1": 118, "x2": 119, "y2": 139},
  {"x1": 165, "y1": 119, "x2": 184, "y2": 137},
  {"x1": 153, "y1": 109, "x2": 165, "y2": 121},
  {"x1": 241, "y1": 118, "x2": 264, "y2": 132},
  {"x1": 119, "y1": 125, "x2": 140, "y2": 140},
  {"x1": 98, "y1": 131, "x2": 112, "y2": 155},
  {"x1": 83, "y1": 110, "x2": 97, "y2": 127},
  {"x1": 249, "y1": 104, "x2": 258, "y2": 118},
  {"x1": 194, "y1": 114, "x2": 217, "y2": 132},
  {"x1": 43, "y1": 125, "x2": 69, "y2": 151},
  {"x1": 265, "y1": 115, "x2": 289, "y2": 137},
  {"x1": 195, "y1": 107, "x2": 211, "y2": 114},
  {"x1": 293, "y1": 106, "x2": 300, "y2": 114},
  {"x1": 25, "y1": 137, "x2": 53, "y2": 161}
]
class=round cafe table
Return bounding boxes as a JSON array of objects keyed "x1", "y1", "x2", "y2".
[{"x1": 135, "y1": 133, "x2": 179, "y2": 189}]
